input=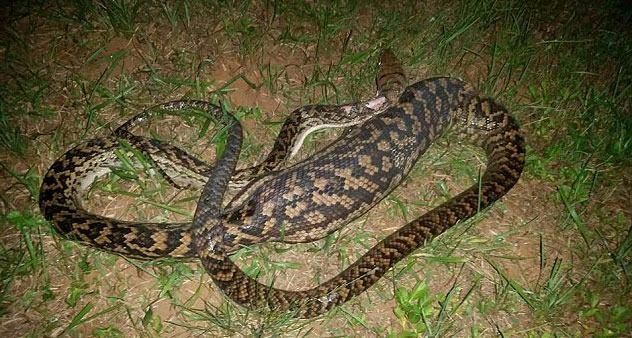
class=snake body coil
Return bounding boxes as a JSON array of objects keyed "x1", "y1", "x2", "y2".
[
  {"x1": 39, "y1": 52, "x2": 403, "y2": 259},
  {"x1": 193, "y1": 76, "x2": 525, "y2": 318}
]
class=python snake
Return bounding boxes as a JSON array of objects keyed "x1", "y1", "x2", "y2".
[
  {"x1": 38, "y1": 51, "x2": 403, "y2": 259},
  {"x1": 39, "y1": 50, "x2": 524, "y2": 318},
  {"x1": 192, "y1": 75, "x2": 525, "y2": 317}
]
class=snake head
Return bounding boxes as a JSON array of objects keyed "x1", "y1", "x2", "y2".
[{"x1": 376, "y1": 49, "x2": 407, "y2": 104}]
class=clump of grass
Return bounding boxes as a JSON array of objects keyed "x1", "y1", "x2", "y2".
[{"x1": 98, "y1": 0, "x2": 141, "y2": 38}]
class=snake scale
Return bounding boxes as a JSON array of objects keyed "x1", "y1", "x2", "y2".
[{"x1": 39, "y1": 50, "x2": 524, "y2": 318}]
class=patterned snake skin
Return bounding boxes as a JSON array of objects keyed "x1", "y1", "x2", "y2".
[
  {"x1": 38, "y1": 51, "x2": 403, "y2": 259},
  {"x1": 38, "y1": 49, "x2": 524, "y2": 318},
  {"x1": 192, "y1": 75, "x2": 525, "y2": 317}
]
